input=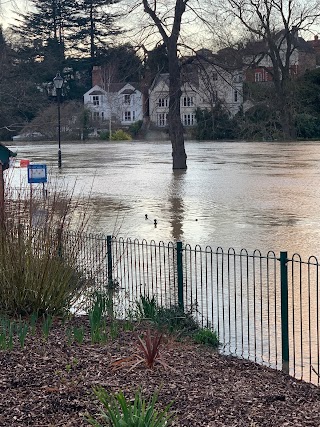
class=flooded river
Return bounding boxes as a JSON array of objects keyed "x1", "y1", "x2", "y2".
[{"x1": 8, "y1": 139, "x2": 320, "y2": 258}]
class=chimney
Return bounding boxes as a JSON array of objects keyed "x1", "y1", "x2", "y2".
[{"x1": 92, "y1": 66, "x2": 102, "y2": 87}]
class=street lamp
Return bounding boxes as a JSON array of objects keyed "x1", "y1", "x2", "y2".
[{"x1": 53, "y1": 72, "x2": 64, "y2": 168}]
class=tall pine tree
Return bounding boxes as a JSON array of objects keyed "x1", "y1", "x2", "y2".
[{"x1": 68, "y1": 0, "x2": 121, "y2": 62}]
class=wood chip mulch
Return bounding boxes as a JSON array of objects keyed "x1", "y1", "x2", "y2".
[{"x1": 0, "y1": 317, "x2": 320, "y2": 427}]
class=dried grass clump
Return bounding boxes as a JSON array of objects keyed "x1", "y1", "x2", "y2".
[{"x1": 0, "y1": 176, "x2": 93, "y2": 316}]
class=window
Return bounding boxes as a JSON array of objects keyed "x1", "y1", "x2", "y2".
[
  {"x1": 158, "y1": 98, "x2": 168, "y2": 107},
  {"x1": 182, "y1": 114, "x2": 195, "y2": 126},
  {"x1": 92, "y1": 112, "x2": 99, "y2": 120},
  {"x1": 132, "y1": 111, "x2": 135, "y2": 121},
  {"x1": 92, "y1": 95, "x2": 99, "y2": 106},
  {"x1": 101, "y1": 112, "x2": 104, "y2": 119},
  {"x1": 212, "y1": 72, "x2": 218, "y2": 81},
  {"x1": 157, "y1": 113, "x2": 167, "y2": 127},
  {"x1": 234, "y1": 90, "x2": 238, "y2": 102},
  {"x1": 124, "y1": 111, "x2": 131, "y2": 121},
  {"x1": 182, "y1": 96, "x2": 194, "y2": 107},
  {"x1": 255, "y1": 72, "x2": 263, "y2": 82},
  {"x1": 124, "y1": 94, "x2": 131, "y2": 104}
]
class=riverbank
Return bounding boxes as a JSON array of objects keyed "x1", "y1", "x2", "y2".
[{"x1": 0, "y1": 317, "x2": 319, "y2": 426}]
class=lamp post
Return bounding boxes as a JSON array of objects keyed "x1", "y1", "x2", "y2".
[{"x1": 53, "y1": 72, "x2": 64, "y2": 168}]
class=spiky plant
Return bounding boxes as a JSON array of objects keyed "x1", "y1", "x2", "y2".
[{"x1": 86, "y1": 387, "x2": 173, "y2": 426}]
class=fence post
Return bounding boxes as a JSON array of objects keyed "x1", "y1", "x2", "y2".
[
  {"x1": 176, "y1": 241, "x2": 184, "y2": 310},
  {"x1": 280, "y1": 251, "x2": 289, "y2": 374},
  {"x1": 107, "y1": 235, "x2": 113, "y2": 286}
]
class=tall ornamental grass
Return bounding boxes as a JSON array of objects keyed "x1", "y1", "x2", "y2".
[{"x1": 0, "y1": 175, "x2": 93, "y2": 316}]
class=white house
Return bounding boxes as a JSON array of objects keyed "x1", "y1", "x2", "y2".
[
  {"x1": 149, "y1": 73, "x2": 201, "y2": 128},
  {"x1": 83, "y1": 82, "x2": 143, "y2": 125},
  {"x1": 148, "y1": 56, "x2": 243, "y2": 128}
]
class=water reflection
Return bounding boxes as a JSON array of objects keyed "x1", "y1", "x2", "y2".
[{"x1": 167, "y1": 170, "x2": 186, "y2": 241}]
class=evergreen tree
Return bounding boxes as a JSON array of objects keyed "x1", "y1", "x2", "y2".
[
  {"x1": 11, "y1": 0, "x2": 73, "y2": 65},
  {"x1": 68, "y1": 0, "x2": 122, "y2": 62}
]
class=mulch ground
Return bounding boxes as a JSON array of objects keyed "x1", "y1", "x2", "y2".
[{"x1": 0, "y1": 317, "x2": 320, "y2": 427}]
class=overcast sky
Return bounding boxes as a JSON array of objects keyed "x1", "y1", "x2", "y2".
[{"x1": 1, "y1": 0, "x2": 30, "y2": 28}]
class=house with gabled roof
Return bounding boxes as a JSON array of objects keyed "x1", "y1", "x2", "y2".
[
  {"x1": 148, "y1": 51, "x2": 243, "y2": 128},
  {"x1": 83, "y1": 82, "x2": 143, "y2": 126},
  {"x1": 243, "y1": 29, "x2": 317, "y2": 83}
]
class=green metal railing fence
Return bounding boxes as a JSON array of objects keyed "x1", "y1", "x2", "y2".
[{"x1": 61, "y1": 231, "x2": 320, "y2": 384}]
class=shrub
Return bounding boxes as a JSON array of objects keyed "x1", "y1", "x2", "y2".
[
  {"x1": 99, "y1": 130, "x2": 110, "y2": 140},
  {"x1": 296, "y1": 113, "x2": 320, "y2": 139},
  {"x1": 129, "y1": 120, "x2": 143, "y2": 137},
  {"x1": 0, "y1": 179, "x2": 92, "y2": 316},
  {"x1": 135, "y1": 296, "x2": 199, "y2": 335},
  {"x1": 193, "y1": 328, "x2": 219, "y2": 348},
  {"x1": 87, "y1": 388, "x2": 173, "y2": 427},
  {"x1": 111, "y1": 129, "x2": 132, "y2": 141}
]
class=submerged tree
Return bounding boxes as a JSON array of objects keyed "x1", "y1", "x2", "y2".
[{"x1": 141, "y1": 0, "x2": 188, "y2": 169}]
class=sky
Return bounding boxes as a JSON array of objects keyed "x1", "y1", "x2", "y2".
[
  {"x1": 0, "y1": 0, "x2": 218, "y2": 52},
  {"x1": 1, "y1": 0, "x2": 29, "y2": 28}
]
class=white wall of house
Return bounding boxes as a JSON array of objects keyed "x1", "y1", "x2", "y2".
[
  {"x1": 83, "y1": 84, "x2": 143, "y2": 125},
  {"x1": 117, "y1": 85, "x2": 143, "y2": 125},
  {"x1": 149, "y1": 75, "x2": 202, "y2": 128},
  {"x1": 196, "y1": 66, "x2": 243, "y2": 116},
  {"x1": 149, "y1": 67, "x2": 243, "y2": 128}
]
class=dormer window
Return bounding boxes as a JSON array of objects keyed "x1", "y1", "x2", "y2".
[
  {"x1": 92, "y1": 95, "x2": 99, "y2": 106},
  {"x1": 124, "y1": 94, "x2": 131, "y2": 104},
  {"x1": 182, "y1": 96, "x2": 194, "y2": 107},
  {"x1": 158, "y1": 98, "x2": 168, "y2": 107}
]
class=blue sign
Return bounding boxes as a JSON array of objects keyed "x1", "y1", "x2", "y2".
[{"x1": 27, "y1": 164, "x2": 47, "y2": 184}]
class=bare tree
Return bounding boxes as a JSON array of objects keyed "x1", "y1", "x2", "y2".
[
  {"x1": 141, "y1": 0, "x2": 189, "y2": 169},
  {"x1": 218, "y1": 0, "x2": 320, "y2": 139}
]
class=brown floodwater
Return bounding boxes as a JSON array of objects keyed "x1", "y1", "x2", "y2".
[{"x1": 8, "y1": 139, "x2": 320, "y2": 258}]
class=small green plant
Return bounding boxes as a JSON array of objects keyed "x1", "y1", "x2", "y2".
[
  {"x1": 42, "y1": 314, "x2": 53, "y2": 341},
  {"x1": 86, "y1": 388, "x2": 173, "y2": 426},
  {"x1": 66, "y1": 327, "x2": 73, "y2": 345},
  {"x1": 110, "y1": 322, "x2": 119, "y2": 340},
  {"x1": 0, "y1": 317, "x2": 15, "y2": 350},
  {"x1": 65, "y1": 357, "x2": 79, "y2": 374},
  {"x1": 17, "y1": 320, "x2": 29, "y2": 349},
  {"x1": 123, "y1": 320, "x2": 134, "y2": 331},
  {"x1": 193, "y1": 328, "x2": 219, "y2": 348},
  {"x1": 29, "y1": 312, "x2": 38, "y2": 335},
  {"x1": 136, "y1": 294, "x2": 158, "y2": 320},
  {"x1": 89, "y1": 292, "x2": 108, "y2": 344},
  {"x1": 73, "y1": 325, "x2": 85, "y2": 344}
]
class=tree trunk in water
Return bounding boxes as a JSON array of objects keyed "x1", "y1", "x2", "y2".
[{"x1": 168, "y1": 44, "x2": 187, "y2": 169}]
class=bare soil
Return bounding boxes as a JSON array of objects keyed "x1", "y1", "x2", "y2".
[{"x1": 0, "y1": 317, "x2": 320, "y2": 427}]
